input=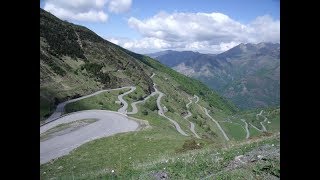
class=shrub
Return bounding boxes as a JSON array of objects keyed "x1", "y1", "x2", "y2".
[
  {"x1": 142, "y1": 110, "x2": 148, "y2": 116},
  {"x1": 40, "y1": 11, "x2": 86, "y2": 59},
  {"x1": 167, "y1": 105, "x2": 175, "y2": 113},
  {"x1": 176, "y1": 139, "x2": 202, "y2": 153},
  {"x1": 145, "y1": 99, "x2": 158, "y2": 111},
  {"x1": 80, "y1": 63, "x2": 111, "y2": 84}
]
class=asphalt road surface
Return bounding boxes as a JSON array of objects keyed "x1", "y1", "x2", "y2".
[
  {"x1": 117, "y1": 86, "x2": 136, "y2": 114},
  {"x1": 184, "y1": 97, "x2": 201, "y2": 139},
  {"x1": 43, "y1": 86, "x2": 133, "y2": 124},
  {"x1": 40, "y1": 110, "x2": 139, "y2": 164}
]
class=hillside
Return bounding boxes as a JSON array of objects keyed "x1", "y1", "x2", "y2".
[
  {"x1": 40, "y1": 9, "x2": 153, "y2": 120},
  {"x1": 40, "y1": 8, "x2": 238, "y2": 121},
  {"x1": 150, "y1": 43, "x2": 280, "y2": 109},
  {"x1": 40, "y1": 8, "x2": 279, "y2": 179}
]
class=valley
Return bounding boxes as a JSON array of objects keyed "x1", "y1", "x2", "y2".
[
  {"x1": 40, "y1": 69, "x2": 279, "y2": 178},
  {"x1": 149, "y1": 44, "x2": 280, "y2": 110},
  {"x1": 40, "y1": 8, "x2": 280, "y2": 179}
]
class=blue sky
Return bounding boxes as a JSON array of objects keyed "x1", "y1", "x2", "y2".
[{"x1": 40, "y1": 0, "x2": 280, "y2": 54}]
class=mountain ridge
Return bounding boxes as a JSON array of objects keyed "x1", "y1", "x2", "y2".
[
  {"x1": 149, "y1": 43, "x2": 280, "y2": 109},
  {"x1": 40, "y1": 8, "x2": 238, "y2": 121}
]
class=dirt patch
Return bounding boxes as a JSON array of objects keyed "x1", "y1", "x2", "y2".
[
  {"x1": 226, "y1": 144, "x2": 280, "y2": 171},
  {"x1": 40, "y1": 118, "x2": 98, "y2": 141},
  {"x1": 151, "y1": 171, "x2": 169, "y2": 180},
  {"x1": 128, "y1": 116, "x2": 151, "y2": 131},
  {"x1": 175, "y1": 139, "x2": 203, "y2": 153}
]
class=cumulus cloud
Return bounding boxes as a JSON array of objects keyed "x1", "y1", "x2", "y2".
[
  {"x1": 107, "y1": 37, "x2": 241, "y2": 54},
  {"x1": 246, "y1": 15, "x2": 280, "y2": 42},
  {"x1": 44, "y1": 0, "x2": 108, "y2": 22},
  {"x1": 43, "y1": 0, "x2": 132, "y2": 22},
  {"x1": 122, "y1": 11, "x2": 280, "y2": 53},
  {"x1": 107, "y1": 37, "x2": 172, "y2": 52},
  {"x1": 184, "y1": 41, "x2": 241, "y2": 53},
  {"x1": 108, "y1": 0, "x2": 132, "y2": 13}
]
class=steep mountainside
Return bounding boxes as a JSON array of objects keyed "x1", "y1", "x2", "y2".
[
  {"x1": 150, "y1": 43, "x2": 280, "y2": 109},
  {"x1": 40, "y1": 8, "x2": 237, "y2": 120},
  {"x1": 147, "y1": 50, "x2": 216, "y2": 68},
  {"x1": 40, "y1": 9, "x2": 279, "y2": 179}
]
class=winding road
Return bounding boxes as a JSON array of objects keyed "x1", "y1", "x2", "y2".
[
  {"x1": 41, "y1": 86, "x2": 139, "y2": 164},
  {"x1": 40, "y1": 110, "x2": 139, "y2": 164},
  {"x1": 249, "y1": 123, "x2": 263, "y2": 132},
  {"x1": 149, "y1": 73, "x2": 188, "y2": 136},
  {"x1": 249, "y1": 110, "x2": 268, "y2": 132},
  {"x1": 194, "y1": 95, "x2": 199, "y2": 104},
  {"x1": 184, "y1": 97, "x2": 201, "y2": 139},
  {"x1": 257, "y1": 110, "x2": 268, "y2": 132},
  {"x1": 189, "y1": 122, "x2": 200, "y2": 138},
  {"x1": 203, "y1": 107, "x2": 230, "y2": 141},
  {"x1": 127, "y1": 88, "x2": 157, "y2": 115},
  {"x1": 44, "y1": 86, "x2": 133, "y2": 124},
  {"x1": 43, "y1": 71, "x2": 253, "y2": 164},
  {"x1": 240, "y1": 119, "x2": 250, "y2": 139},
  {"x1": 218, "y1": 120, "x2": 247, "y2": 135},
  {"x1": 193, "y1": 95, "x2": 229, "y2": 141},
  {"x1": 186, "y1": 98, "x2": 193, "y2": 109},
  {"x1": 117, "y1": 86, "x2": 136, "y2": 114},
  {"x1": 41, "y1": 73, "x2": 193, "y2": 163},
  {"x1": 154, "y1": 84, "x2": 189, "y2": 136}
]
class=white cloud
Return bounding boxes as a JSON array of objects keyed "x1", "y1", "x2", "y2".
[
  {"x1": 108, "y1": 0, "x2": 132, "y2": 13},
  {"x1": 123, "y1": 37, "x2": 171, "y2": 49},
  {"x1": 219, "y1": 41, "x2": 241, "y2": 52},
  {"x1": 108, "y1": 38, "x2": 120, "y2": 45},
  {"x1": 44, "y1": 3, "x2": 108, "y2": 22},
  {"x1": 106, "y1": 37, "x2": 172, "y2": 53},
  {"x1": 184, "y1": 41, "x2": 241, "y2": 53},
  {"x1": 106, "y1": 37, "x2": 241, "y2": 54},
  {"x1": 44, "y1": 0, "x2": 108, "y2": 22},
  {"x1": 43, "y1": 0, "x2": 132, "y2": 22},
  {"x1": 246, "y1": 15, "x2": 280, "y2": 43},
  {"x1": 124, "y1": 12, "x2": 279, "y2": 53}
]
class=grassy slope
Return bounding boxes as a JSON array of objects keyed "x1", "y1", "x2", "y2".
[
  {"x1": 41, "y1": 68, "x2": 237, "y2": 178},
  {"x1": 64, "y1": 88, "x2": 129, "y2": 113},
  {"x1": 225, "y1": 106, "x2": 280, "y2": 140},
  {"x1": 129, "y1": 133, "x2": 280, "y2": 180},
  {"x1": 40, "y1": 8, "x2": 154, "y2": 120},
  {"x1": 220, "y1": 122, "x2": 247, "y2": 141},
  {"x1": 41, "y1": 128, "x2": 279, "y2": 179},
  {"x1": 40, "y1": 95, "x2": 54, "y2": 121},
  {"x1": 40, "y1": 94, "x2": 217, "y2": 179},
  {"x1": 124, "y1": 51, "x2": 238, "y2": 114},
  {"x1": 40, "y1": 51, "x2": 279, "y2": 180},
  {"x1": 41, "y1": 33, "x2": 238, "y2": 180},
  {"x1": 123, "y1": 85, "x2": 147, "y2": 112},
  {"x1": 40, "y1": 71, "x2": 239, "y2": 178},
  {"x1": 236, "y1": 107, "x2": 280, "y2": 132},
  {"x1": 40, "y1": 9, "x2": 279, "y2": 180}
]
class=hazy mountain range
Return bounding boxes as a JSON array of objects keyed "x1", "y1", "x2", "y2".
[{"x1": 148, "y1": 43, "x2": 280, "y2": 109}]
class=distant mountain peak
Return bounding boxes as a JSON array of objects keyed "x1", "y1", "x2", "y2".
[
  {"x1": 238, "y1": 43, "x2": 248, "y2": 52},
  {"x1": 150, "y1": 42, "x2": 280, "y2": 109}
]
